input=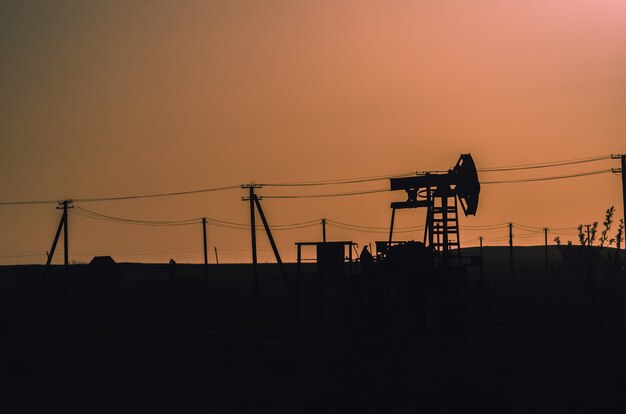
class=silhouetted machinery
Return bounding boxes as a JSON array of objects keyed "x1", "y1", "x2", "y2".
[{"x1": 385, "y1": 154, "x2": 480, "y2": 267}]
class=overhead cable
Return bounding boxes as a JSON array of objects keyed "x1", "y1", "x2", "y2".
[
  {"x1": 74, "y1": 184, "x2": 241, "y2": 203},
  {"x1": 478, "y1": 155, "x2": 611, "y2": 172},
  {"x1": 262, "y1": 188, "x2": 389, "y2": 199},
  {"x1": 72, "y1": 207, "x2": 200, "y2": 227},
  {"x1": 0, "y1": 184, "x2": 240, "y2": 206},
  {"x1": 260, "y1": 171, "x2": 417, "y2": 187},
  {"x1": 0, "y1": 154, "x2": 618, "y2": 205},
  {"x1": 0, "y1": 198, "x2": 60, "y2": 206},
  {"x1": 482, "y1": 168, "x2": 614, "y2": 184},
  {"x1": 72, "y1": 206, "x2": 320, "y2": 231},
  {"x1": 262, "y1": 168, "x2": 615, "y2": 198}
]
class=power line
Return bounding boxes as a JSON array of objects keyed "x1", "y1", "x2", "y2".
[
  {"x1": 259, "y1": 155, "x2": 612, "y2": 187},
  {"x1": 262, "y1": 188, "x2": 389, "y2": 199},
  {"x1": 327, "y1": 222, "x2": 422, "y2": 234},
  {"x1": 513, "y1": 222, "x2": 579, "y2": 232},
  {"x1": 478, "y1": 155, "x2": 611, "y2": 172},
  {"x1": 457, "y1": 223, "x2": 509, "y2": 229},
  {"x1": 260, "y1": 171, "x2": 418, "y2": 187},
  {"x1": 259, "y1": 155, "x2": 612, "y2": 186},
  {"x1": 74, "y1": 184, "x2": 241, "y2": 203},
  {"x1": 0, "y1": 154, "x2": 619, "y2": 205},
  {"x1": 72, "y1": 206, "x2": 320, "y2": 231},
  {"x1": 72, "y1": 207, "x2": 201, "y2": 227},
  {"x1": 261, "y1": 168, "x2": 616, "y2": 198},
  {"x1": 0, "y1": 253, "x2": 46, "y2": 259},
  {"x1": 0, "y1": 185, "x2": 241, "y2": 206},
  {"x1": 71, "y1": 206, "x2": 587, "y2": 237},
  {"x1": 511, "y1": 223, "x2": 545, "y2": 232},
  {"x1": 326, "y1": 220, "x2": 511, "y2": 234},
  {"x1": 0, "y1": 198, "x2": 60, "y2": 206},
  {"x1": 326, "y1": 219, "x2": 423, "y2": 231},
  {"x1": 73, "y1": 249, "x2": 204, "y2": 257},
  {"x1": 482, "y1": 168, "x2": 614, "y2": 184}
]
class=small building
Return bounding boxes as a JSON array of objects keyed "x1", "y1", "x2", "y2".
[
  {"x1": 86, "y1": 256, "x2": 122, "y2": 288},
  {"x1": 294, "y1": 241, "x2": 357, "y2": 275}
]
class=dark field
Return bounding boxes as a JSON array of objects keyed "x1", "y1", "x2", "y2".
[{"x1": 1, "y1": 246, "x2": 626, "y2": 413}]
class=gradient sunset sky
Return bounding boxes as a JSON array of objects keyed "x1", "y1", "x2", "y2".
[{"x1": 1, "y1": 0, "x2": 625, "y2": 264}]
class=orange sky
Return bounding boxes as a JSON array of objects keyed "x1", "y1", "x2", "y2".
[{"x1": 1, "y1": 0, "x2": 625, "y2": 264}]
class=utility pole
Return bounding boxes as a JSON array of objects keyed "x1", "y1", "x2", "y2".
[
  {"x1": 62, "y1": 200, "x2": 70, "y2": 302},
  {"x1": 389, "y1": 208, "x2": 396, "y2": 248},
  {"x1": 202, "y1": 218, "x2": 208, "y2": 280},
  {"x1": 252, "y1": 194, "x2": 287, "y2": 284},
  {"x1": 612, "y1": 154, "x2": 625, "y2": 250},
  {"x1": 63, "y1": 200, "x2": 69, "y2": 267},
  {"x1": 242, "y1": 184, "x2": 262, "y2": 297},
  {"x1": 479, "y1": 236, "x2": 484, "y2": 286},
  {"x1": 214, "y1": 247, "x2": 220, "y2": 280},
  {"x1": 543, "y1": 227, "x2": 548, "y2": 275},
  {"x1": 321, "y1": 218, "x2": 327, "y2": 242},
  {"x1": 46, "y1": 200, "x2": 73, "y2": 266},
  {"x1": 44, "y1": 200, "x2": 73, "y2": 301},
  {"x1": 622, "y1": 154, "x2": 625, "y2": 250},
  {"x1": 242, "y1": 184, "x2": 288, "y2": 294},
  {"x1": 509, "y1": 222, "x2": 514, "y2": 279}
]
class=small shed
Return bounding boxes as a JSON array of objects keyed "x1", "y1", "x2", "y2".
[
  {"x1": 87, "y1": 256, "x2": 122, "y2": 288},
  {"x1": 294, "y1": 241, "x2": 357, "y2": 275},
  {"x1": 89, "y1": 256, "x2": 117, "y2": 267}
]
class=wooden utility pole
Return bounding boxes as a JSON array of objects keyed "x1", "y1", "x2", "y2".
[
  {"x1": 242, "y1": 184, "x2": 288, "y2": 294},
  {"x1": 389, "y1": 208, "x2": 396, "y2": 247},
  {"x1": 294, "y1": 243, "x2": 301, "y2": 340},
  {"x1": 509, "y1": 222, "x2": 514, "y2": 279},
  {"x1": 622, "y1": 154, "x2": 626, "y2": 249},
  {"x1": 63, "y1": 200, "x2": 69, "y2": 267},
  {"x1": 250, "y1": 186, "x2": 257, "y2": 293},
  {"x1": 479, "y1": 236, "x2": 484, "y2": 285},
  {"x1": 62, "y1": 200, "x2": 70, "y2": 302},
  {"x1": 46, "y1": 200, "x2": 73, "y2": 266},
  {"x1": 543, "y1": 227, "x2": 548, "y2": 275},
  {"x1": 202, "y1": 218, "x2": 208, "y2": 280},
  {"x1": 46, "y1": 211, "x2": 65, "y2": 266},
  {"x1": 253, "y1": 196, "x2": 283, "y2": 266},
  {"x1": 322, "y1": 218, "x2": 327, "y2": 242},
  {"x1": 213, "y1": 246, "x2": 220, "y2": 280},
  {"x1": 44, "y1": 200, "x2": 73, "y2": 301},
  {"x1": 242, "y1": 184, "x2": 261, "y2": 296},
  {"x1": 611, "y1": 154, "x2": 626, "y2": 250}
]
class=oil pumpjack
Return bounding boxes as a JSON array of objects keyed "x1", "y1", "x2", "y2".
[{"x1": 384, "y1": 154, "x2": 480, "y2": 267}]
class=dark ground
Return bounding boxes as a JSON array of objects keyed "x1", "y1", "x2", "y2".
[{"x1": 1, "y1": 246, "x2": 626, "y2": 413}]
